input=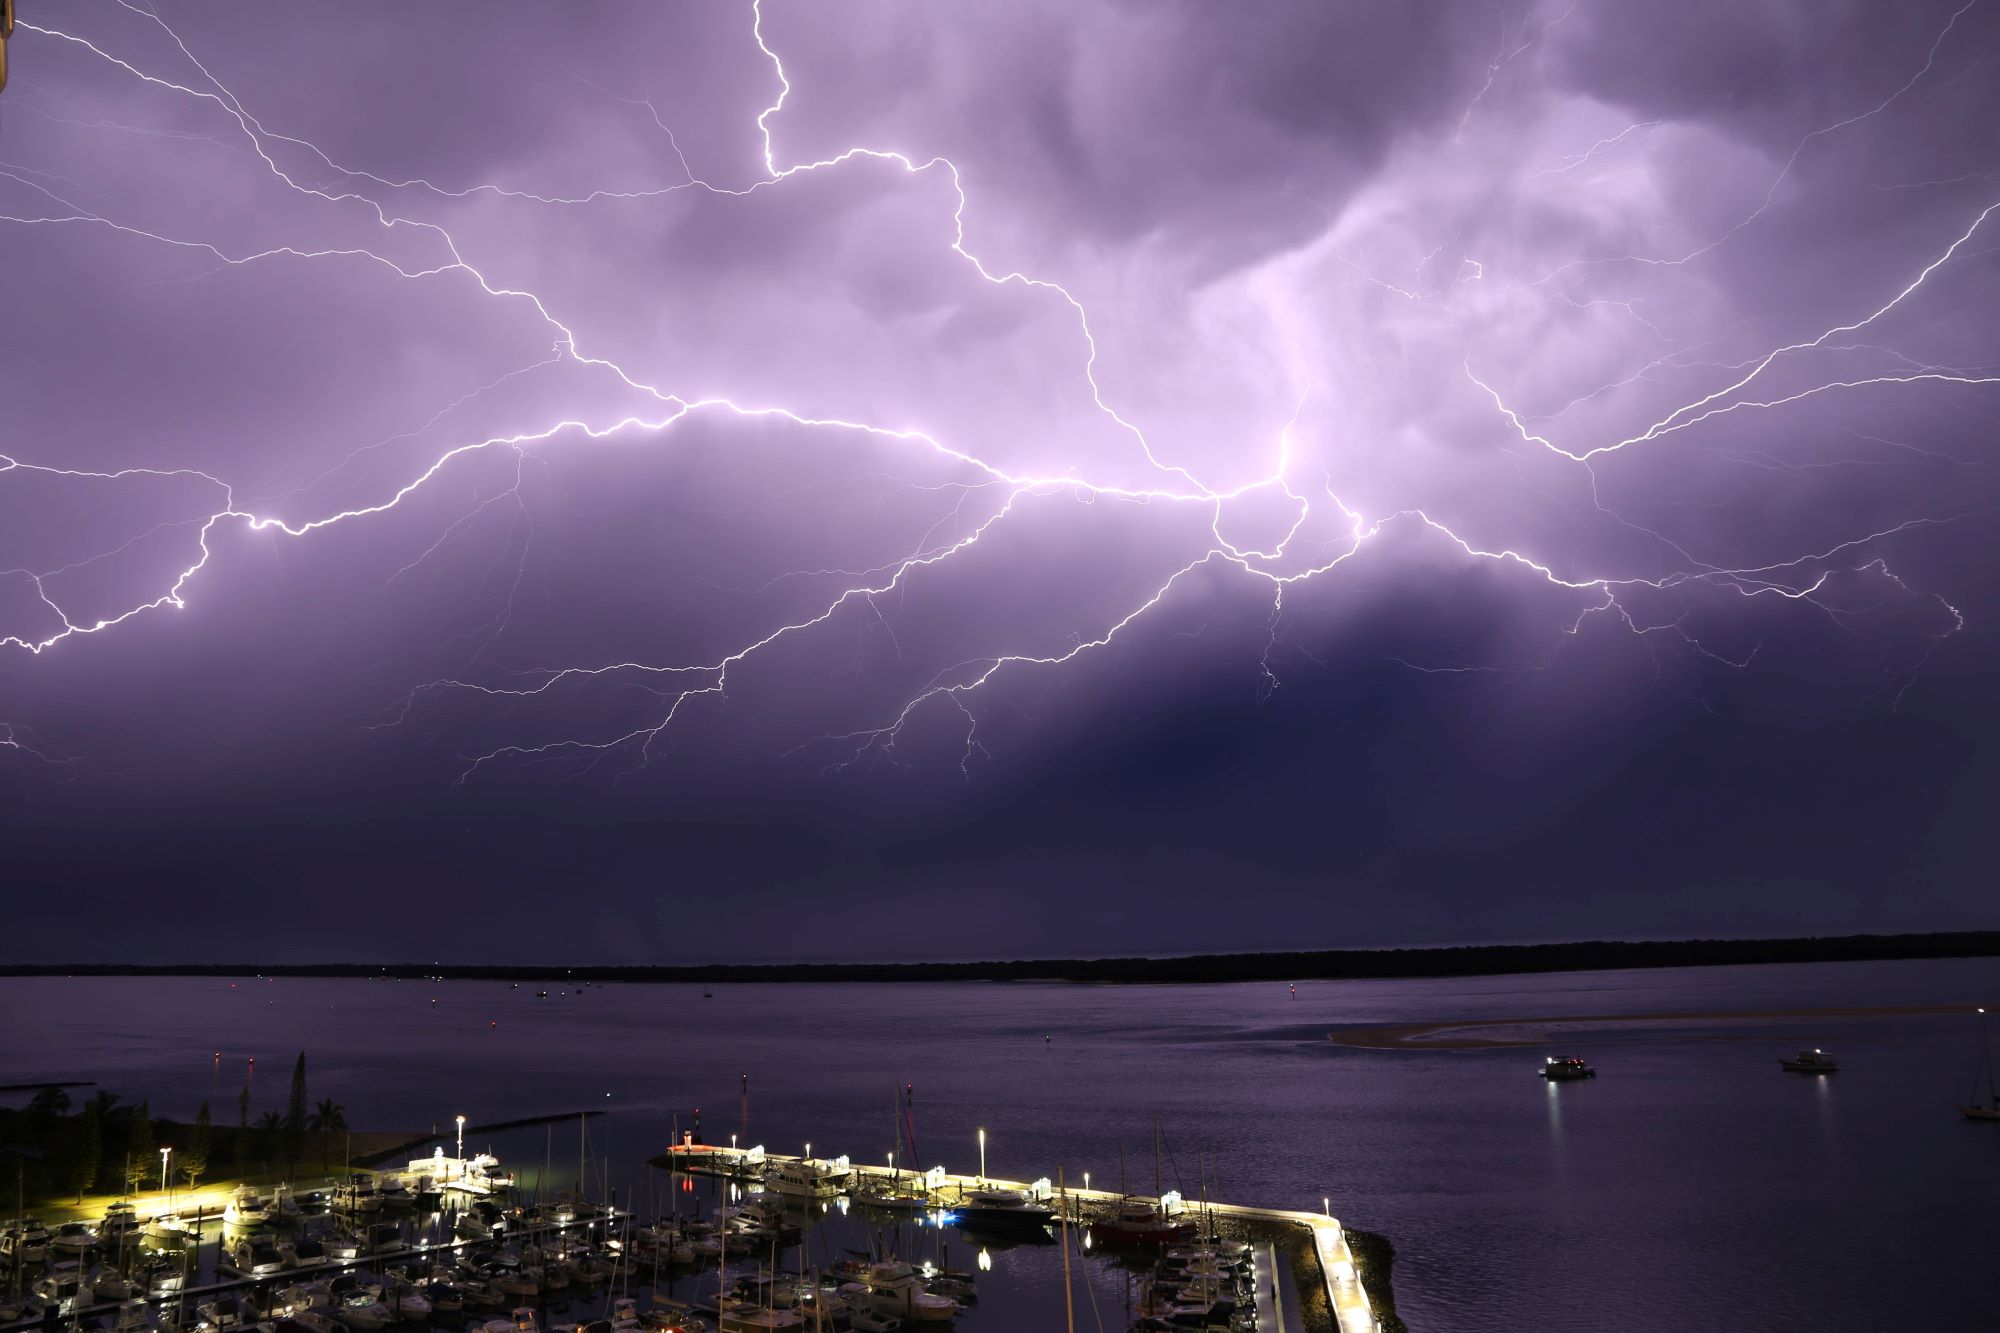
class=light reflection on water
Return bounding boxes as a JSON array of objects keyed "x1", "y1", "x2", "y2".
[{"x1": 4, "y1": 956, "x2": 1999, "y2": 1331}]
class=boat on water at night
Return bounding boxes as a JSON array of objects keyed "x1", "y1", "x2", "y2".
[
  {"x1": 1540, "y1": 1056, "x2": 1597, "y2": 1080},
  {"x1": 1780, "y1": 1048, "x2": 1839, "y2": 1073},
  {"x1": 760, "y1": 1154, "x2": 852, "y2": 1198}
]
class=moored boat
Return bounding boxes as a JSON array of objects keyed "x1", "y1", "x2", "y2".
[
  {"x1": 1539, "y1": 1056, "x2": 1596, "y2": 1080},
  {"x1": 1780, "y1": 1048, "x2": 1839, "y2": 1073}
]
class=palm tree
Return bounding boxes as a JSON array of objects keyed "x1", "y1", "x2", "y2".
[
  {"x1": 254, "y1": 1110, "x2": 283, "y2": 1169},
  {"x1": 307, "y1": 1099, "x2": 348, "y2": 1169}
]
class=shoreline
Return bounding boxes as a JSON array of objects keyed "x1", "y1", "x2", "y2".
[
  {"x1": 2, "y1": 929, "x2": 1997, "y2": 987},
  {"x1": 1328, "y1": 1002, "x2": 1972, "y2": 1049}
]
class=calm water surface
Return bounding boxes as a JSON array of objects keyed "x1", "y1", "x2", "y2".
[{"x1": 4, "y1": 959, "x2": 1997, "y2": 1331}]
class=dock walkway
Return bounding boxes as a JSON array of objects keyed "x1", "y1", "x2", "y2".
[{"x1": 668, "y1": 1145, "x2": 1380, "y2": 1333}]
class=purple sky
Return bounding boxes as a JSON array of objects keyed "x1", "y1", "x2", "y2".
[{"x1": 2, "y1": 1, "x2": 1998, "y2": 963}]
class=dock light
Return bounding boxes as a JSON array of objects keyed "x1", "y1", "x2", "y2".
[
  {"x1": 455, "y1": 1116, "x2": 466, "y2": 1159},
  {"x1": 1083, "y1": 1172, "x2": 1090, "y2": 1192},
  {"x1": 1323, "y1": 1198, "x2": 1331, "y2": 1218},
  {"x1": 730, "y1": 1134, "x2": 738, "y2": 1150},
  {"x1": 161, "y1": 1147, "x2": 173, "y2": 1203},
  {"x1": 804, "y1": 1142, "x2": 811, "y2": 1161},
  {"x1": 977, "y1": 1127, "x2": 986, "y2": 1184}
]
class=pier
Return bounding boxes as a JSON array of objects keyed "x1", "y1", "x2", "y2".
[{"x1": 668, "y1": 1144, "x2": 1383, "y2": 1332}]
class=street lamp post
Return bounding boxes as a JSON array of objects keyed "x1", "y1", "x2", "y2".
[
  {"x1": 976, "y1": 1128, "x2": 986, "y2": 1185},
  {"x1": 161, "y1": 1147, "x2": 173, "y2": 1212},
  {"x1": 455, "y1": 1115, "x2": 466, "y2": 1161}
]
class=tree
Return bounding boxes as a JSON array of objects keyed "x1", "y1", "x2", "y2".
[
  {"x1": 124, "y1": 1103, "x2": 155, "y2": 1193},
  {"x1": 27, "y1": 1086, "x2": 72, "y2": 1123},
  {"x1": 307, "y1": 1099, "x2": 348, "y2": 1169},
  {"x1": 70, "y1": 1097, "x2": 103, "y2": 1202},
  {"x1": 284, "y1": 1053, "x2": 308, "y2": 1171},
  {"x1": 255, "y1": 1110, "x2": 283, "y2": 1166},
  {"x1": 234, "y1": 1087, "x2": 250, "y2": 1178},
  {"x1": 181, "y1": 1102, "x2": 211, "y2": 1191}
]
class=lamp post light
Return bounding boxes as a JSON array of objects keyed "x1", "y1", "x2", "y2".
[
  {"x1": 455, "y1": 1115, "x2": 466, "y2": 1161},
  {"x1": 730, "y1": 1133, "x2": 737, "y2": 1151},
  {"x1": 1083, "y1": 1171, "x2": 1090, "y2": 1193},
  {"x1": 161, "y1": 1147, "x2": 173, "y2": 1210},
  {"x1": 976, "y1": 1128, "x2": 986, "y2": 1185}
]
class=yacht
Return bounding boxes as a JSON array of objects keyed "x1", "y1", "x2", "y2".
[
  {"x1": 1, "y1": 1220, "x2": 49, "y2": 1266},
  {"x1": 100, "y1": 1202, "x2": 143, "y2": 1246},
  {"x1": 949, "y1": 1185, "x2": 1055, "y2": 1235},
  {"x1": 761, "y1": 1155, "x2": 853, "y2": 1199},
  {"x1": 1539, "y1": 1056, "x2": 1596, "y2": 1080},
  {"x1": 836, "y1": 1262, "x2": 958, "y2": 1325},
  {"x1": 50, "y1": 1220, "x2": 100, "y2": 1256},
  {"x1": 1780, "y1": 1048, "x2": 1839, "y2": 1073},
  {"x1": 225, "y1": 1188, "x2": 275, "y2": 1229},
  {"x1": 229, "y1": 1237, "x2": 289, "y2": 1278}
]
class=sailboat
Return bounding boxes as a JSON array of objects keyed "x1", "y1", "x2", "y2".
[
  {"x1": 1959, "y1": 1006, "x2": 2000, "y2": 1121},
  {"x1": 1088, "y1": 1123, "x2": 1193, "y2": 1248}
]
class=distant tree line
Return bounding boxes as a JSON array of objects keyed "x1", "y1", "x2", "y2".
[
  {"x1": 0, "y1": 1051, "x2": 348, "y2": 1205},
  {"x1": 5, "y1": 930, "x2": 1998, "y2": 986}
]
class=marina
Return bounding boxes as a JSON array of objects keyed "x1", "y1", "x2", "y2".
[
  {"x1": 0, "y1": 1139, "x2": 1379, "y2": 1333},
  {"x1": 5, "y1": 959, "x2": 1999, "y2": 1330}
]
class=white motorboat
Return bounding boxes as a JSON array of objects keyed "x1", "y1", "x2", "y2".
[
  {"x1": 334, "y1": 1292, "x2": 394, "y2": 1330},
  {"x1": 50, "y1": 1220, "x2": 101, "y2": 1256},
  {"x1": 143, "y1": 1213, "x2": 193, "y2": 1244},
  {"x1": 838, "y1": 1262, "x2": 959, "y2": 1325},
  {"x1": 229, "y1": 1237, "x2": 289, "y2": 1277},
  {"x1": 1780, "y1": 1047, "x2": 1839, "y2": 1073},
  {"x1": 761, "y1": 1155, "x2": 852, "y2": 1199},
  {"x1": 90, "y1": 1265, "x2": 143, "y2": 1302},
  {"x1": 225, "y1": 1189, "x2": 274, "y2": 1229},
  {"x1": 1539, "y1": 1056, "x2": 1596, "y2": 1080},
  {"x1": 100, "y1": 1202, "x2": 143, "y2": 1245}
]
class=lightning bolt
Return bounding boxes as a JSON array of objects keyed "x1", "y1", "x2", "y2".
[{"x1": 0, "y1": 0, "x2": 1984, "y2": 785}]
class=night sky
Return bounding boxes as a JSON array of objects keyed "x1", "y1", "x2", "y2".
[{"x1": 2, "y1": 1, "x2": 1997, "y2": 963}]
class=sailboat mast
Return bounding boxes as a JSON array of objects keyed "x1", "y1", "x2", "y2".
[
  {"x1": 1152, "y1": 1118, "x2": 1161, "y2": 1201},
  {"x1": 1981, "y1": 1007, "x2": 1998, "y2": 1105}
]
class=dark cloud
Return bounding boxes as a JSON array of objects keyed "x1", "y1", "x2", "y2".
[{"x1": 2, "y1": 0, "x2": 1997, "y2": 961}]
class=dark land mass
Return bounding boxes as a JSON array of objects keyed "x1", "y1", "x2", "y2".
[{"x1": 4, "y1": 930, "x2": 1997, "y2": 985}]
